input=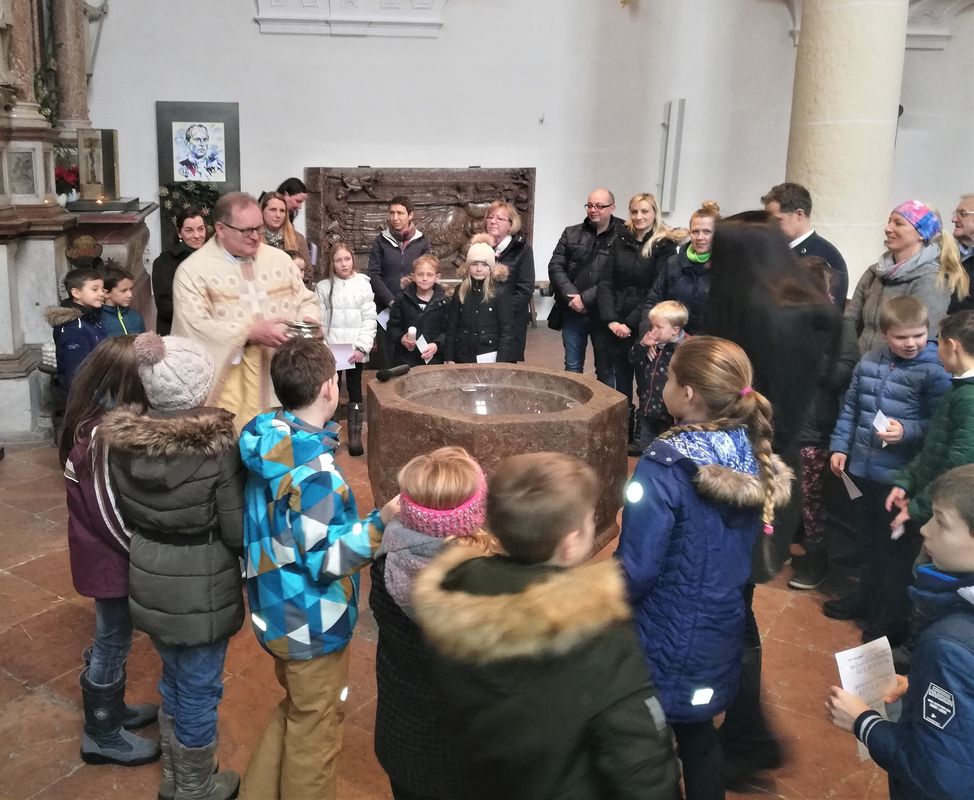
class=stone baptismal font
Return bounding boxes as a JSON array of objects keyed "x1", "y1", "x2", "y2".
[{"x1": 367, "y1": 364, "x2": 628, "y2": 550}]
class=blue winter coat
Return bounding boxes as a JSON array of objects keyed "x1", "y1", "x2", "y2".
[
  {"x1": 617, "y1": 428, "x2": 792, "y2": 724},
  {"x1": 100, "y1": 304, "x2": 146, "y2": 337},
  {"x1": 45, "y1": 303, "x2": 106, "y2": 390},
  {"x1": 854, "y1": 565, "x2": 974, "y2": 800},
  {"x1": 829, "y1": 342, "x2": 950, "y2": 484}
]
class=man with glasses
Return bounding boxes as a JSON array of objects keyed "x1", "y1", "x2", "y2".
[
  {"x1": 172, "y1": 192, "x2": 319, "y2": 429},
  {"x1": 548, "y1": 187, "x2": 624, "y2": 382},
  {"x1": 948, "y1": 195, "x2": 974, "y2": 313}
]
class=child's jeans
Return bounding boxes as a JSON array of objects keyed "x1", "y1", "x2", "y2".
[
  {"x1": 798, "y1": 446, "x2": 830, "y2": 552},
  {"x1": 244, "y1": 648, "x2": 350, "y2": 800},
  {"x1": 854, "y1": 476, "x2": 923, "y2": 645},
  {"x1": 638, "y1": 415, "x2": 670, "y2": 449},
  {"x1": 153, "y1": 638, "x2": 229, "y2": 748},
  {"x1": 89, "y1": 597, "x2": 133, "y2": 685}
]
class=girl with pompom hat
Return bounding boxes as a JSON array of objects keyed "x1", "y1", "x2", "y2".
[{"x1": 95, "y1": 331, "x2": 245, "y2": 800}]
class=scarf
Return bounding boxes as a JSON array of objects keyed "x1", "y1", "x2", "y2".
[{"x1": 686, "y1": 246, "x2": 711, "y2": 264}]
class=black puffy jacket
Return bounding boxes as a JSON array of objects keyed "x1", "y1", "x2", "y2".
[
  {"x1": 444, "y1": 272, "x2": 515, "y2": 364},
  {"x1": 387, "y1": 282, "x2": 451, "y2": 367},
  {"x1": 152, "y1": 242, "x2": 195, "y2": 336},
  {"x1": 99, "y1": 406, "x2": 245, "y2": 647},
  {"x1": 642, "y1": 250, "x2": 712, "y2": 335},
  {"x1": 413, "y1": 547, "x2": 680, "y2": 800},
  {"x1": 598, "y1": 231, "x2": 678, "y2": 330},
  {"x1": 547, "y1": 216, "x2": 625, "y2": 317}
]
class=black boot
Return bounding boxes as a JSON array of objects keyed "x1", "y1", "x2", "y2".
[
  {"x1": 719, "y1": 645, "x2": 784, "y2": 789},
  {"x1": 347, "y1": 402, "x2": 364, "y2": 457},
  {"x1": 80, "y1": 669, "x2": 160, "y2": 766},
  {"x1": 82, "y1": 646, "x2": 159, "y2": 730}
]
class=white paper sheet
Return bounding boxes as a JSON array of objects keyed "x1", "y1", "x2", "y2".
[
  {"x1": 416, "y1": 335, "x2": 433, "y2": 364},
  {"x1": 840, "y1": 470, "x2": 863, "y2": 500},
  {"x1": 329, "y1": 343, "x2": 355, "y2": 372},
  {"x1": 873, "y1": 410, "x2": 890, "y2": 448},
  {"x1": 376, "y1": 309, "x2": 390, "y2": 330},
  {"x1": 476, "y1": 351, "x2": 498, "y2": 364},
  {"x1": 835, "y1": 637, "x2": 898, "y2": 760}
]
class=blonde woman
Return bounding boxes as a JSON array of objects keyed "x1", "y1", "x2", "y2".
[
  {"x1": 598, "y1": 193, "x2": 684, "y2": 446},
  {"x1": 482, "y1": 200, "x2": 535, "y2": 361}
]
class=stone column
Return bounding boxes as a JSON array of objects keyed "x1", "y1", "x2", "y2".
[
  {"x1": 51, "y1": 0, "x2": 90, "y2": 138},
  {"x1": 785, "y1": 0, "x2": 910, "y2": 292}
]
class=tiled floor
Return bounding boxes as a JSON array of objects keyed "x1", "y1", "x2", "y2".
[{"x1": 0, "y1": 326, "x2": 888, "y2": 799}]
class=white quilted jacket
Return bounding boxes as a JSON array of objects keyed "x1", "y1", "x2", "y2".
[{"x1": 315, "y1": 273, "x2": 377, "y2": 358}]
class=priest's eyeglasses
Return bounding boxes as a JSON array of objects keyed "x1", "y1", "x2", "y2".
[{"x1": 222, "y1": 222, "x2": 265, "y2": 237}]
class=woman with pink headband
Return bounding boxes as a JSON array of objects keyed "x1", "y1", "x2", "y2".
[
  {"x1": 844, "y1": 199, "x2": 969, "y2": 358},
  {"x1": 369, "y1": 446, "x2": 497, "y2": 800}
]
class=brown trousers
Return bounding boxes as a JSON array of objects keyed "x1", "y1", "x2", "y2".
[{"x1": 243, "y1": 648, "x2": 350, "y2": 800}]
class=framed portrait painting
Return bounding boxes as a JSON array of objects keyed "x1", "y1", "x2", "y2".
[{"x1": 155, "y1": 101, "x2": 240, "y2": 190}]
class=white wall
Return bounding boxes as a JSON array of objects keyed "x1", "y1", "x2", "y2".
[
  {"x1": 88, "y1": 0, "x2": 797, "y2": 267},
  {"x1": 891, "y1": 8, "x2": 974, "y2": 218}
]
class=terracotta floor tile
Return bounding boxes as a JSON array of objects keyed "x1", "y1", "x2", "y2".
[
  {"x1": 0, "y1": 600, "x2": 94, "y2": 687},
  {"x1": 9, "y1": 547, "x2": 78, "y2": 599},
  {"x1": 0, "y1": 454, "x2": 62, "y2": 484},
  {"x1": 31, "y1": 763, "x2": 162, "y2": 800},
  {"x1": 764, "y1": 591, "x2": 865, "y2": 656},
  {"x1": 0, "y1": 502, "x2": 66, "y2": 569},
  {"x1": 38, "y1": 503, "x2": 71, "y2": 526},
  {"x1": 336, "y1": 720, "x2": 392, "y2": 800},
  {"x1": 0, "y1": 569, "x2": 60, "y2": 633},
  {"x1": 0, "y1": 476, "x2": 69, "y2": 514},
  {"x1": 0, "y1": 669, "x2": 29, "y2": 706},
  {"x1": 0, "y1": 691, "x2": 85, "y2": 800},
  {"x1": 345, "y1": 638, "x2": 378, "y2": 717}
]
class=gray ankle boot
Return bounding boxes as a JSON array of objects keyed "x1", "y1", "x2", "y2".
[
  {"x1": 82, "y1": 646, "x2": 159, "y2": 730},
  {"x1": 171, "y1": 736, "x2": 239, "y2": 800},
  {"x1": 80, "y1": 669, "x2": 160, "y2": 767},
  {"x1": 157, "y1": 712, "x2": 176, "y2": 800}
]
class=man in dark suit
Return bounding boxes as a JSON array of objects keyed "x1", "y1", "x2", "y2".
[{"x1": 763, "y1": 182, "x2": 848, "y2": 308}]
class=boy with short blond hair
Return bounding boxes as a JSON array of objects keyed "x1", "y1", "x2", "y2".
[
  {"x1": 629, "y1": 300, "x2": 688, "y2": 449},
  {"x1": 388, "y1": 254, "x2": 451, "y2": 366},
  {"x1": 239, "y1": 337, "x2": 397, "y2": 799},
  {"x1": 826, "y1": 295, "x2": 951, "y2": 644},
  {"x1": 413, "y1": 452, "x2": 678, "y2": 800},
  {"x1": 828, "y1": 464, "x2": 974, "y2": 800}
]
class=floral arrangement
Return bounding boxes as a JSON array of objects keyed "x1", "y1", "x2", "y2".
[
  {"x1": 159, "y1": 182, "x2": 220, "y2": 226},
  {"x1": 55, "y1": 165, "x2": 79, "y2": 196}
]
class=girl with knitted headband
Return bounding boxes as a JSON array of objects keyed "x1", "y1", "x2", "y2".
[
  {"x1": 370, "y1": 446, "x2": 497, "y2": 800},
  {"x1": 618, "y1": 336, "x2": 793, "y2": 800}
]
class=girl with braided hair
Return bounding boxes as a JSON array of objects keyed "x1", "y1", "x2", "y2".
[{"x1": 617, "y1": 336, "x2": 792, "y2": 800}]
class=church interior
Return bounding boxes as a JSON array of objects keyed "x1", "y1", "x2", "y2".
[{"x1": 1, "y1": 1, "x2": 972, "y2": 798}]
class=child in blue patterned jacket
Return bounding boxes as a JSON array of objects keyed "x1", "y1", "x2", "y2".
[{"x1": 239, "y1": 336, "x2": 398, "y2": 800}]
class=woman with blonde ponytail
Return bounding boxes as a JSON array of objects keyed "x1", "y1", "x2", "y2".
[{"x1": 618, "y1": 336, "x2": 792, "y2": 800}]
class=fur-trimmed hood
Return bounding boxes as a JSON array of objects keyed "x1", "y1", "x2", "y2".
[
  {"x1": 649, "y1": 428, "x2": 792, "y2": 510},
  {"x1": 413, "y1": 546, "x2": 632, "y2": 665},
  {"x1": 695, "y1": 455, "x2": 792, "y2": 509},
  {"x1": 44, "y1": 304, "x2": 85, "y2": 327},
  {"x1": 98, "y1": 405, "x2": 237, "y2": 458}
]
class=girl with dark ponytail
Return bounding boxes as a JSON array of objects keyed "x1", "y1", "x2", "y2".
[{"x1": 617, "y1": 336, "x2": 792, "y2": 800}]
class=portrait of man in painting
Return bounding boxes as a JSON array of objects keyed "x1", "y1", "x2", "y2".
[{"x1": 172, "y1": 121, "x2": 226, "y2": 182}]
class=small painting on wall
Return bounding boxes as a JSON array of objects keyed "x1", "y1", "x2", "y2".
[{"x1": 156, "y1": 102, "x2": 239, "y2": 190}]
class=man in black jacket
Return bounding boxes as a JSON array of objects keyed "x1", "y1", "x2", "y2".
[
  {"x1": 547, "y1": 187, "x2": 624, "y2": 383},
  {"x1": 763, "y1": 182, "x2": 849, "y2": 308}
]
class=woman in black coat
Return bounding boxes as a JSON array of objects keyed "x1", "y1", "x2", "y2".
[
  {"x1": 481, "y1": 201, "x2": 535, "y2": 361},
  {"x1": 597, "y1": 193, "x2": 681, "y2": 441},
  {"x1": 152, "y1": 207, "x2": 208, "y2": 335},
  {"x1": 704, "y1": 215, "x2": 841, "y2": 789}
]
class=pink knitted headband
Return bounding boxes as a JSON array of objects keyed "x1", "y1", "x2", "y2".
[{"x1": 399, "y1": 475, "x2": 487, "y2": 539}]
